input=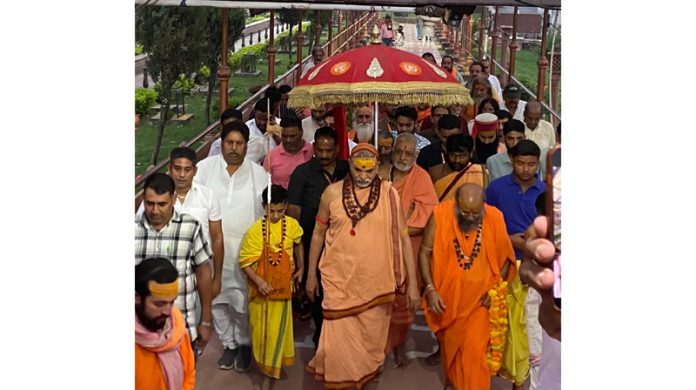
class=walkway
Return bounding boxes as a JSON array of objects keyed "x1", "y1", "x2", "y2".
[
  {"x1": 397, "y1": 22, "x2": 444, "y2": 64},
  {"x1": 195, "y1": 309, "x2": 524, "y2": 390},
  {"x1": 193, "y1": 26, "x2": 527, "y2": 390}
]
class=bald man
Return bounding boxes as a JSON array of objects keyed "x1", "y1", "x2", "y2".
[
  {"x1": 523, "y1": 101, "x2": 557, "y2": 150},
  {"x1": 420, "y1": 183, "x2": 516, "y2": 390}
]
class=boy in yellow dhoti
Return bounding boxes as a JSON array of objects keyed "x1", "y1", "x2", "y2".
[{"x1": 240, "y1": 185, "x2": 304, "y2": 390}]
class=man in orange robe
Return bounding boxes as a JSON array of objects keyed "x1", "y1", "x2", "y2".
[
  {"x1": 305, "y1": 143, "x2": 421, "y2": 389},
  {"x1": 420, "y1": 184, "x2": 515, "y2": 390},
  {"x1": 431, "y1": 134, "x2": 488, "y2": 201},
  {"x1": 379, "y1": 133, "x2": 439, "y2": 367},
  {"x1": 135, "y1": 258, "x2": 196, "y2": 390}
]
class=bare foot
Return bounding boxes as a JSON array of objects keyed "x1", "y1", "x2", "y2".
[
  {"x1": 393, "y1": 344, "x2": 411, "y2": 368},
  {"x1": 425, "y1": 347, "x2": 440, "y2": 366},
  {"x1": 260, "y1": 377, "x2": 274, "y2": 390}
]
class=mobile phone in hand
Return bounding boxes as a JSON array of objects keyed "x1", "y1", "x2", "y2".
[{"x1": 545, "y1": 145, "x2": 561, "y2": 310}]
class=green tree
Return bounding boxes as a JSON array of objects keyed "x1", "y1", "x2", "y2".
[
  {"x1": 136, "y1": 6, "x2": 208, "y2": 165},
  {"x1": 195, "y1": 8, "x2": 245, "y2": 125},
  {"x1": 278, "y1": 10, "x2": 300, "y2": 60},
  {"x1": 306, "y1": 10, "x2": 331, "y2": 53}
]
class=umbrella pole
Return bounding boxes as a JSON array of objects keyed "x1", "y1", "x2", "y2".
[
  {"x1": 374, "y1": 101, "x2": 378, "y2": 151},
  {"x1": 267, "y1": 98, "x2": 272, "y2": 207}
]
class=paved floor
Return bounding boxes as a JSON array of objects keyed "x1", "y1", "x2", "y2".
[
  {"x1": 195, "y1": 308, "x2": 526, "y2": 390},
  {"x1": 191, "y1": 22, "x2": 529, "y2": 390},
  {"x1": 395, "y1": 22, "x2": 444, "y2": 64}
]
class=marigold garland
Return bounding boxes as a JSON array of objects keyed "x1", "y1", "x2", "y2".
[{"x1": 486, "y1": 280, "x2": 509, "y2": 375}]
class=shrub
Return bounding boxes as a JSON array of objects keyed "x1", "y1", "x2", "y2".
[
  {"x1": 135, "y1": 42, "x2": 144, "y2": 56},
  {"x1": 194, "y1": 65, "x2": 211, "y2": 85},
  {"x1": 172, "y1": 74, "x2": 197, "y2": 95},
  {"x1": 228, "y1": 43, "x2": 267, "y2": 70},
  {"x1": 135, "y1": 88, "x2": 158, "y2": 117},
  {"x1": 227, "y1": 22, "x2": 312, "y2": 71},
  {"x1": 199, "y1": 65, "x2": 211, "y2": 78}
]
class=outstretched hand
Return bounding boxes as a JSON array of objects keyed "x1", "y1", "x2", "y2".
[
  {"x1": 520, "y1": 216, "x2": 557, "y2": 291},
  {"x1": 520, "y1": 216, "x2": 561, "y2": 341}
]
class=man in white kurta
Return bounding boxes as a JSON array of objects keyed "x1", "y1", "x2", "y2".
[
  {"x1": 245, "y1": 99, "x2": 280, "y2": 164},
  {"x1": 195, "y1": 121, "x2": 267, "y2": 372}
]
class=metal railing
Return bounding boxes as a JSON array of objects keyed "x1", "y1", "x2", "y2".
[
  {"x1": 490, "y1": 57, "x2": 561, "y2": 123},
  {"x1": 134, "y1": 12, "x2": 374, "y2": 210},
  {"x1": 462, "y1": 33, "x2": 561, "y2": 124}
]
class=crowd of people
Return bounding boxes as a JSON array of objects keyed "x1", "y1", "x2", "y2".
[{"x1": 134, "y1": 24, "x2": 561, "y2": 390}]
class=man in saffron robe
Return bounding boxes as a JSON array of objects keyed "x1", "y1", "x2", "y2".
[
  {"x1": 305, "y1": 143, "x2": 421, "y2": 389},
  {"x1": 420, "y1": 183, "x2": 515, "y2": 390},
  {"x1": 379, "y1": 133, "x2": 439, "y2": 367},
  {"x1": 431, "y1": 134, "x2": 488, "y2": 201},
  {"x1": 135, "y1": 258, "x2": 196, "y2": 390}
]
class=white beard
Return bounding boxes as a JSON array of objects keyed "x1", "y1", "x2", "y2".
[
  {"x1": 353, "y1": 122, "x2": 374, "y2": 142},
  {"x1": 393, "y1": 161, "x2": 413, "y2": 172}
]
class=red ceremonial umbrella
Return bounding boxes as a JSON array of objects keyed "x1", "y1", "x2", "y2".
[
  {"x1": 287, "y1": 43, "x2": 472, "y2": 158},
  {"x1": 288, "y1": 44, "x2": 472, "y2": 108}
]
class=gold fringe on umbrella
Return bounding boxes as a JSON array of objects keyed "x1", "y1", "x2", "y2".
[{"x1": 287, "y1": 81, "x2": 474, "y2": 109}]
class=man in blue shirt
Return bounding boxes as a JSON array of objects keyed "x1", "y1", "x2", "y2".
[
  {"x1": 485, "y1": 139, "x2": 546, "y2": 388},
  {"x1": 486, "y1": 140, "x2": 546, "y2": 256}
]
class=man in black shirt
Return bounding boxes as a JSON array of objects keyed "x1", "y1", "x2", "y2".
[
  {"x1": 416, "y1": 114, "x2": 463, "y2": 172},
  {"x1": 286, "y1": 127, "x2": 349, "y2": 349}
]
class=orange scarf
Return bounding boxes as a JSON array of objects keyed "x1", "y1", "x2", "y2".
[{"x1": 135, "y1": 308, "x2": 186, "y2": 389}]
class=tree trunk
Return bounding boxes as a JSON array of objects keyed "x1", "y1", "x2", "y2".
[
  {"x1": 307, "y1": 24, "x2": 315, "y2": 54},
  {"x1": 150, "y1": 84, "x2": 171, "y2": 166},
  {"x1": 315, "y1": 22, "x2": 322, "y2": 47},
  {"x1": 288, "y1": 22, "x2": 294, "y2": 60},
  {"x1": 204, "y1": 60, "x2": 218, "y2": 125}
]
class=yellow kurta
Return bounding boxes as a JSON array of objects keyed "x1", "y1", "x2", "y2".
[
  {"x1": 239, "y1": 216, "x2": 303, "y2": 379},
  {"x1": 499, "y1": 260, "x2": 530, "y2": 387}
]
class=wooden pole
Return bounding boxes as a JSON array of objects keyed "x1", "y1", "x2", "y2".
[
  {"x1": 477, "y1": 7, "x2": 486, "y2": 60},
  {"x1": 535, "y1": 8, "x2": 550, "y2": 102},
  {"x1": 267, "y1": 11, "x2": 276, "y2": 85},
  {"x1": 337, "y1": 11, "x2": 343, "y2": 51},
  {"x1": 508, "y1": 6, "x2": 519, "y2": 80},
  {"x1": 328, "y1": 10, "x2": 334, "y2": 55},
  {"x1": 458, "y1": 17, "x2": 467, "y2": 65},
  {"x1": 295, "y1": 10, "x2": 305, "y2": 84},
  {"x1": 491, "y1": 6, "x2": 499, "y2": 65},
  {"x1": 465, "y1": 16, "x2": 474, "y2": 73},
  {"x1": 217, "y1": 8, "x2": 231, "y2": 113},
  {"x1": 550, "y1": 51, "x2": 561, "y2": 128},
  {"x1": 453, "y1": 20, "x2": 461, "y2": 60}
]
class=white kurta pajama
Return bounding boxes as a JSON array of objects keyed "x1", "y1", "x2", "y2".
[{"x1": 195, "y1": 155, "x2": 266, "y2": 349}]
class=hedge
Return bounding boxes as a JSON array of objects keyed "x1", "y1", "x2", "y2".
[{"x1": 227, "y1": 22, "x2": 311, "y2": 71}]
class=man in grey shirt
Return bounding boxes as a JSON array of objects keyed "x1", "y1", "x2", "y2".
[{"x1": 487, "y1": 119, "x2": 546, "y2": 181}]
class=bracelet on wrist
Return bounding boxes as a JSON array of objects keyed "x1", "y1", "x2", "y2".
[
  {"x1": 200, "y1": 321, "x2": 213, "y2": 328},
  {"x1": 425, "y1": 284, "x2": 435, "y2": 292}
]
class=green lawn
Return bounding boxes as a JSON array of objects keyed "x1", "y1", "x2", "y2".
[
  {"x1": 493, "y1": 44, "x2": 560, "y2": 114},
  {"x1": 135, "y1": 97, "x2": 212, "y2": 177},
  {"x1": 135, "y1": 23, "x2": 342, "y2": 177}
]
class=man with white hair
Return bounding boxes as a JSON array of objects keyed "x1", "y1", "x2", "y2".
[
  {"x1": 379, "y1": 132, "x2": 439, "y2": 367},
  {"x1": 347, "y1": 105, "x2": 375, "y2": 143},
  {"x1": 301, "y1": 47, "x2": 325, "y2": 79},
  {"x1": 301, "y1": 105, "x2": 327, "y2": 143}
]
